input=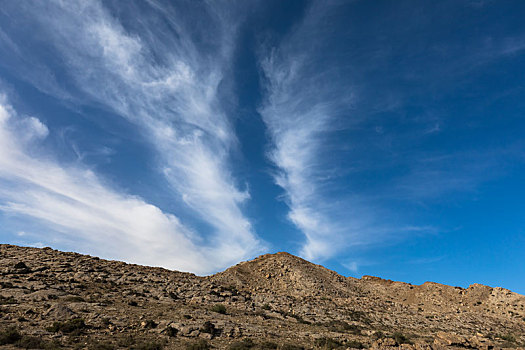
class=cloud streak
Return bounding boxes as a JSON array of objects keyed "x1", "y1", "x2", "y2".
[
  {"x1": 257, "y1": 0, "x2": 525, "y2": 262},
  {"x1": 258, "y1": 3, "x2": 370, "y2": 261},
  {"x1": 0, "y1": 1, "x2": 263, "y2": 270},
  {"x1": 0, "y1": 96, "x2": 221, "y2": 272}
]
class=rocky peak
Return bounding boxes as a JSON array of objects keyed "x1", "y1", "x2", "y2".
[{"x1": 210, "y1": 251, "x2": 356, "y2": 297}]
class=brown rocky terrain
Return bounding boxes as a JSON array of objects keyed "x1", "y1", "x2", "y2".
[{"x1": 0, "y1": 244, "x2": 524, "y2": 349}]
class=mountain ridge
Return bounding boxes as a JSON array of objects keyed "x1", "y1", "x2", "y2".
[{"x1": 1, "y1": 244, "x2": 524, "y2": 349}]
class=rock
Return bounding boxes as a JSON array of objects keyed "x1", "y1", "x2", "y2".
[
  {"x1": 372, "y1": 337, "x2": 397, "y2": 348},
  {"x1": 434, "y1": 332, "x2": 468, "y2": 347},
  {"x1": 468, "y1": 336, "x2": 493, "y2": 349},
  {"x1": 179, "y1": 325, "x2": 196, "y2": 337},
  {"x1": 232, "y1": 326, "x2": 243, "y2": 338},
  {"x1": 413, "y1": 343, "x2": 432, "y2": 350},
  {"x1": 399, "y1": 344, "x2": 415, "y2": 350},
  {"x1": 188, "y1": 329, "x2": 200, "y2": 337},
  {"x1": 10, "y1": 261, "x2": 32, "y2": 274},
  {"x1": 140, "y1": 320, "x2": 158, "y2": 329},
  {"x1": 199, "y1": 332, "x2": 213, "y2": 340},
  {"x1": 43, "y1": 304, "x2": 76, "y2": 320},
  {"x1": 14, "y1": 262, "x2": 28, "y2": 269},
  {"x1": 200, "y1": 320, "x2": 216, "y2": 335}
]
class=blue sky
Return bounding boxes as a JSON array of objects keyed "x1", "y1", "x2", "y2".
[{"x1": 0, "y1": 0, "x2": 524, "y2": 293}]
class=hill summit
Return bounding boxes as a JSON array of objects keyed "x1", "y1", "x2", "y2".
[
  {"x1": 1, "y1": 244, "x2": 524, "y2": 349},
  {"x1": 211, "y1": 252, "x2": 356, "y2": 297}
]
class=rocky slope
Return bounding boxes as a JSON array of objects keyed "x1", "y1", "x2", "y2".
[{"x1": 0, "y1": 244, "x2": 524, "y2": 349}]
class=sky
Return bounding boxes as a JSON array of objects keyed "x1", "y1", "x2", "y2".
[{"x1": 0, "y1": 0, "x2": 524, "y2": 293}]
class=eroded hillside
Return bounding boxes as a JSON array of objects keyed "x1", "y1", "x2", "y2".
[{"x1": 1, "y1": 245, "x2": 524, "y2": 349}]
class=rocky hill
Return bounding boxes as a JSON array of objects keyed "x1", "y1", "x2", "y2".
[{"x1": 0, "y1": 244, "x2": 524, "y2": 349}]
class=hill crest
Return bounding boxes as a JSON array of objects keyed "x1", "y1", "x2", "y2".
[{"x1": 1, "y1": 244, "x2": 524, "y2": 349}]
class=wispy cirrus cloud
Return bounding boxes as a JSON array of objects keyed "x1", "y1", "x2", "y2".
[
  {"x1": 0, "y1": 95, "x2": 225, "y2": 272},
  {"x1": 256, "y1": 0, "x2": 525, "y2": 264},
  {"x1": 258, "y1": 3, "x2": 372, "y2": 261},
  {"x1": 0, "y1": 0, "x2": 264, "y2": 268},
  {"x1": 257, "y1": 2, "x2": 457, "y2": 262}
]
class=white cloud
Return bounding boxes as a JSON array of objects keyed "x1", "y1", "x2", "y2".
[
  {"x1": 342, "y1": 261, "x2": 359, "y2": 273},
  {"x1": 0, "y1": 96, "x2": 255, "y2": 274},
  {"x1": 15, "y1": 116, "x2": 49, "y2": 143},
  {"x1": 258, "y1": 2, "x2": 406, "y2": 262},
  {"x1": 258, "y1": 5, "x2": 361, "y2": 261},
  {"x1": 0, "y1": 1, "x2": 264, "y2": 266}
]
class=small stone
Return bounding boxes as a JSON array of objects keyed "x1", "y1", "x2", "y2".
[
  {"x1": 188, "y1": 329, "x2": 200, "y2": 337},
  {"x1": 199, "y1": 332, "x2": 213, "y2": 340}
]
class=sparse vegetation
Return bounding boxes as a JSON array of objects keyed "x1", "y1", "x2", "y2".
[
  {"x1": 314, "y1": 337, "x2": 343, "y2": 349},
  {"x1": 101, "y1": 317, "x2": 111, "y2": 327},
  {"x1": 186, "y1": 339, "x2": 210, "y2": 350},
  {"x1": 64, "y1": 295, "x2": 85, "y2": 302},
  {"x1": 224, "y1": 285, "x2": 239, "y2": 295},
  {"x1": 164, "y1": 326, "x2": 178, "y2": 337},
  {"x1": 47, "y1": 318, "x2": 86, "y2": 335},
  {"x1": 346, "y1": 340, "x2": 365, "y2": 349},
  {"x1": 372, "y1": 331, "x2": 385, "y2": 340},
  {"x1": 499, "y1": 333, "x2": 516, "y2": 342},
  {"x1": 345, "y1": 310, "x2": 371, "y2": 324},
  {"x1": 131, "y1": 340, "x2": 165, "y2": 350},
  {"x1": 291, "y1": 314, "x2": 310, "y2": 324},
  {"x1": 200, "y1": 320, "x2": 217, "y2": 335},
  {"x1": 278, "y1": 310, "x2": 310, "y2": 324},
  {"x1": 323, "y1": 320, "x2": 361, "y2": 334},
  {"x1": 280, "y1": 344, "x2": 305, "y2": 350},
  {"x1": 89, "y1": 341, "x2": 115, "y2": 350},
  {"x1": 0, "y1": 327, "x2": 21, "y2": 345},
  {"x1": 258, "y1": 341, "x2": 278, "y2": 349},
  {"x1": 392, "y1": 332, "x2": 412, "y2": 345},
  {"x1": 229, "y1": 338, "x2": 255, "y2": 350},
  {"x1": 0, "y1": 295, "x2": 17, "y2": 305},
  {"x1": 211, "y1": 303, "x2": 227, "y2": 314},
  {"x1": 0, "y1": 326, "x2": 61, "y2": 349},
  {"x1": 117, "y1": 336, "x2": 136, "y2": 347}
]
